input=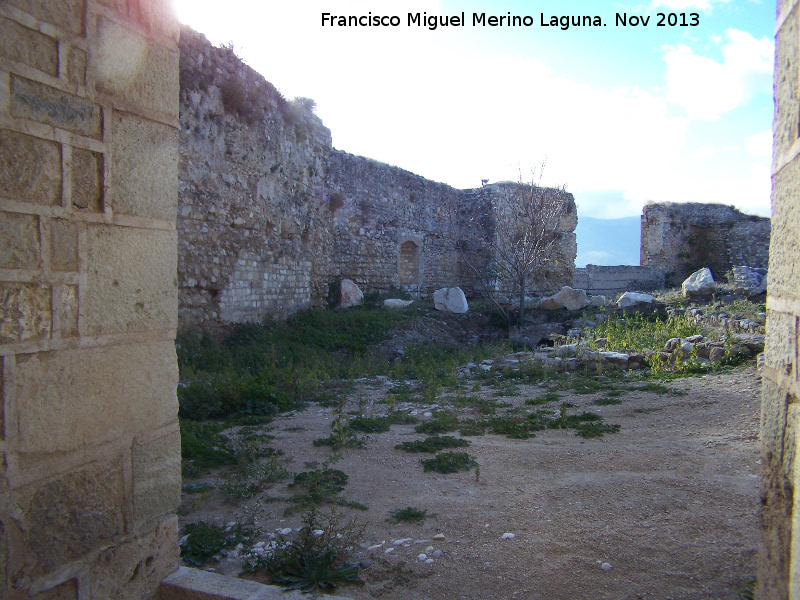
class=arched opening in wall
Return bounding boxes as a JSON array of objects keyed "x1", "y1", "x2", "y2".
[{"x1": 399, "y1": 241, "x2": 420, "y2": 285}]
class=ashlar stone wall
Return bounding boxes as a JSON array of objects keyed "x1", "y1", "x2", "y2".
[
  {"x1": 758, "y1": 2, "x2": 800, "y2": 597},
  {"x1": 0, "y1": 1, "x2": 181, "y2": 597},
  {"x1": 641, "y1": 202, "x2": 770, "y2": 284}
]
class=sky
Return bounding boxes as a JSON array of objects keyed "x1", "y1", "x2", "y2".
[{"x1": 173, "y1": 0, "x2": 775, "y2": 219}]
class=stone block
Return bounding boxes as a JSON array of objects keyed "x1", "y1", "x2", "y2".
[
  {"x1": 71, "y1": 147, "x2": 102, "y2": 211},
  {"x1": 769, "y1": 160, "x2": 800, "y2": 298},
  {"x1": 0, "y1": 130, "x2": 61, "y2": 206},
  {"x1": 0, "y1": 17, "x2": 58, "y2": 76},
  {"x1": 783, "y1": 403, "x2": 800, "y2": 482},
  {"x1": 110, "y1": 112, "x2": 177, "y2": 220},
  {"x1": 133, "y1": 430, "x2": 181, "y2": 525},
  {"x1": 57, "y1": 284, "x2": 78, "y2": 337},
  {"x1": 0, "y1": 212, "x2": 40, "y2": 269},
  {"x1": 50, "y1": 219, "x2": 78, "y2": 271},
  {"x1": 33, "y1": 579, "x2": 78, "y2": 599},
  {"x1": 774, "y1": 9, "x2": 799, "y2": 169},
  {"x1": 11, "y1": 76, "x2": 101, "y2": 137},
  {"x1": 9, "y1": 458, "x2": 124, "y2": 580},
  {"x1": 0, "y1": 283, "x2": 51, "y2": 343},
  {"x1": 93, "y1": 18, "x2": 179, "y2": 115},
  {"x1": 67, "y1": 47, "x2": 86, "y2": 86},
  {"x1": 762, "y1": 378, "x2": 790, "y2": 458},
  {"x1": 85, "y1": 225, "x2": 177, "y2": 335},
  {"x1": 91, "y1": 515, "x2": 179, "y2": 600},
  {"x1": 11, "y1": 341, "x2": 178, "y2": 453},
  {"x1": 764, "y1": 310, "x2": 797, "y2": 379},
  {"x1": 7, "y1": 0, "x2": 84, "y2": 35}
]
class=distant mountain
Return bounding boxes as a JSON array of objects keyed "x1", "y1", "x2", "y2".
[{"x1": 575, "y1": 216, "x2": 641, "y2": 267}]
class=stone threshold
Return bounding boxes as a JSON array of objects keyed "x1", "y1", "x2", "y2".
[{"x1": 158, "y1": 567, "x2": 351, "y2": 600}]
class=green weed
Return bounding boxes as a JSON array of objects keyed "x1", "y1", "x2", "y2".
[
  {"x1": 180, "y1": 520, "x2": 256, "y2": 566},
  {"x1": 395, "y1": 436, "x2": 470, "y2": 453},
  {"x1": 526, "y1": 392, "x2": 561, "y2": 405},
  {"x1": 421, "y1": 452, "x2": 477, "y2": 474},
  {"x1": 249, "y1": 508, "x2": 365, "y2": 593},
  {"x1": 414, "y1": 414, "x2": 460, "y2": 434},
  {"x1": 387, "y1": 507, "x2": 432, "y2": 523}
]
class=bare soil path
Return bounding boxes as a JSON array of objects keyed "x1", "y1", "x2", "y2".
[{"x1": 189, "y1": 366, "x2": 762, "y2": 600}]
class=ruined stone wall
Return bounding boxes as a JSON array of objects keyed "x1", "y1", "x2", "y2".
[
  {"x1": 640, "y1": 202, "x2": 770, "y2": 284},
  {"x1": 325, "y1": 151, "x2": 466, "y2": 297},
  {"x1": 177, "y1": 29, "x2": 578, "y2": 326},
  {"x1": 758, "y1": 2, "x2": 800, "y2": 597},
  {"x1": 0, "y1": 1, "x2": 181, "y2": 597},
  {"x1": 178, "y1": 27, "x2": 333, "y2": 328},
  {"x1": 573, "y1": 265, "x2": 664, "y2": 296}
]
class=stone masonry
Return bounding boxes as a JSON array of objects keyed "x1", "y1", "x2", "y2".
[
  {"x1": 641, "y1": 202, "x2": 770, "y2": 285},
  {"x1": 0, "y1": 1, "x2": 181, "y2": 598},
  {"x1": 177, "y1": 27, "x2": 577, "y2": 328},
  {"x1": 759, "y1": 1, "x2": 800, "y2": 597}
]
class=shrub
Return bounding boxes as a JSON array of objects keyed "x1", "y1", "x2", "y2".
[
  {"x1": 180, "y1": 520, "x2": 256, "y2": 566},
  {"x1": 414, "y1": 414, "x2": 459, "y2": 434},
  {"x1": 395, "y1": 436, "x2": 470, "y2": 453},
  {"x1": 250, "y1": 508, "x2": 364, "y2": 593},
  {"x1": 387, "y1": 507, "x2": 432, "y2": 523},
  {"x1": 422, "y1": 452, "x2": 477, "y2": 474}
]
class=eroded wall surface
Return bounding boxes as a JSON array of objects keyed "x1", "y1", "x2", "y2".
[
  {"x1": 641, "y1": 202, "x2": 770, "y2": 285},
  {"x1": 0, "y1": 1, "x2": 181, "y2": 597},
  {"x1": 758, "y1": 2, "x2": 800, "y2": 597}
]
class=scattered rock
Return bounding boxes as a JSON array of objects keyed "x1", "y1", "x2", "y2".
[
  {"x1": 594, "y1": 338, "x2": 607, "y2": 349},
  {"x1": 338, "y1": 278, "x2": 363, "y2": 308},
  {"x1": 540, "y1": 286, "x2": 590, "y2": 311},
  {"x1": 433, "y1": 287, "x2": 469, "y2": 313},
  {"x1": 501, "y1": 533, "x2": 516, "y2": 540},
  {"x1": 384, "y1": 298, "x2": 413, "y2": 309},
  {"x1": 589, "y1": 295, "x2": 607, "y2": 307},
  {"x1": 682, "y1": 268, "x2": 715, "y2": 297},
  {"x1": 732, "y1": 265, "x2": 767, "y2": 295},
  {"x1": 433, "y1": 533, "x2": 446, "y2": 541},
  {"x1": 418, "y1": 554, "x2": 428, "y2": 561},
  {"x1": 617, "y1": 292, "x2": 653, "y2": 308},
  {"x1": 709, "y1": 347, "x2": 727, "y2": 363},
  {"x1": 601, "y1": 562, "x2": 612, "y2": 571},
  {"x1": 360, "y1": 559, "x2": 373, "y2": 569},
  {"x1": 432, "y1": 550, "x2": 443, "y2": 558}
]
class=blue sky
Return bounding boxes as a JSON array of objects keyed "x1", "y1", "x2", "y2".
[{"x1": 174, "y1": 0, "x2": 774, "y2": 219}]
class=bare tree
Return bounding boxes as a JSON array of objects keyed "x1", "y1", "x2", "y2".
[{"x1": 453, "y1": 167, "x2": 571, "y2": 325}]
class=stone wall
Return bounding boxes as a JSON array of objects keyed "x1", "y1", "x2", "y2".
[
  {"x1": 572, "y1": 265, "x2": 664, "y2": 297},
  {"x1": 640, "y1": 202, "x2": 770, "y2": 285},
  {"x1": 758, "y1": 2, "x2": 800, "y2": 597},
  {"x1": 177, "y1": 29, "x2": 577, "y2": 327},
  {"x1": 178, "y1": 27, "x2": 334, "y2": 327},
  {"x1": 0, "y1": 1, "x2": 181, "y2": 598}
]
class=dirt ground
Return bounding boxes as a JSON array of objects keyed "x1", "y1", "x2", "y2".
[{"x1": 186, "y1": 366, "x2": 762, "y2": 600}]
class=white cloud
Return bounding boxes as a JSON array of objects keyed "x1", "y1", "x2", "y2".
[
  {"x1": 746, "y1": 130, "x2": 773, "y2": 157},
  {"x1": 662, "y1": 29, "x2": 773, "y2": 120},
  {"x1": 650, "y1": 0, "x2": 730, "y2": 11}
]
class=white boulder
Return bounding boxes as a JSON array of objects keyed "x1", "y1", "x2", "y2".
[
  {"x1": 384, "y1": 298, "x2": 413, "y2": 309},
  {"x1": 540, "y1": 286, "x2": 590, "y2": 311},
  {"x1": 682, "y1": 268, "x2": 715, "y2": 297},
  {"x1": 433, "y1": 287, "x2": 468, "y2": 313},
  {"x1": 338, "y1": 279, "x2": 363, "y2": 309},
  {"x1": 617, "y1": 292, "x2": 653, "y2": 308}
]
